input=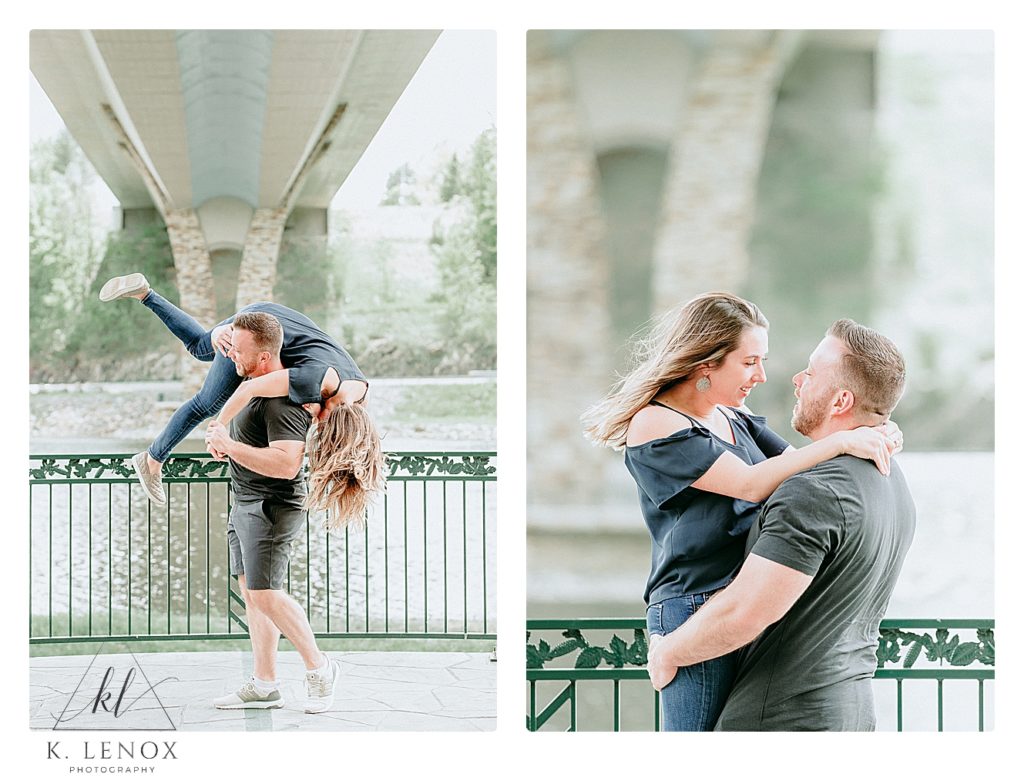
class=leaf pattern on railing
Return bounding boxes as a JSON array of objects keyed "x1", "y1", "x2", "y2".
[
  {"x1": 162, "y1": 457, "x2": 230, "y2": 479},
  {"x1": 876, "y1": 626, "x2": 995, "y2": 669},
  {"x1": 527, "y1": 624, "x2": 994, "y2": 671},
  {"x1": 29, "y1": 457, "x2": 136, "y2": 481},
  {"x1": 30, "y1": 452, "x2": 496, "y2": 481},
  {"x1": 527, "y1": 628, "x2": 649, "y2": 669},
  {"x1": 387, "y1": 454, "x2": 496, "y2": 478}
]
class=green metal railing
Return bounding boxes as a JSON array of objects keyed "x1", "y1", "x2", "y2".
[
  {"x1": 29, "y1": 452, "x2": 496, "y2": 645},
  {"x1": 526, "y1": 618, "x2": 994, "y2": 732}
]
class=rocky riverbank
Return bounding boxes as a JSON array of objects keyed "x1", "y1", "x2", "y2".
[{"x1": 30, "y1": 379, "x2": 496, "y2": 452}]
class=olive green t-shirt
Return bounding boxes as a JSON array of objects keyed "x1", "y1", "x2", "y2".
[{"x1": 715, "y1": 455, "x2": 916, "y2": 731}]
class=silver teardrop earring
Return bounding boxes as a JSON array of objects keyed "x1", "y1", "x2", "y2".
[{"x1": 696, "y1": 375, "x2": 711, "y2": 393}]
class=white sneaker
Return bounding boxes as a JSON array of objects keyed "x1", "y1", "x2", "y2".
[
  {"x1": 213, "y1": 680, "x2": 283, "y2": 709},
  {"x1": 131, "y1": 451, "x2": 166, "y2": 505},
  {"x1": 304, "y1": 657, "x2": 341, "y2": 714},
  {"x1": 99, "y1": 272, "x2": 150, "y2": 302}
]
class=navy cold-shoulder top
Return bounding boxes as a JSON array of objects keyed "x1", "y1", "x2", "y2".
[
  {"x1": 624, "y1": 405, "x2": 790, "y2": 605},
  {"x1": 238, "y1": 302, "x2": 366, "y2": 405}
]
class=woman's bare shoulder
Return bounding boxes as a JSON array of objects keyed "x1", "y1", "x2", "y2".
[{"x1": 626, "y1": 404, "x2": 692, "y2": 448}]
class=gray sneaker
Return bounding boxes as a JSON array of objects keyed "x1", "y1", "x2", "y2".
[
  {"x1": 304, "y1": 657, "x2": 341, "y2": 713},
  {"x1": 131, "y1": 451, "x2": 166, "y2": 505},
  {"x1": 213, "y1": 680, "x2": 283, "y2": 710},
  {"x1": 99, "y1": 272, "x2": 150, "y2": 302}
]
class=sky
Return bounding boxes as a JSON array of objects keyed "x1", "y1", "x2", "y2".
[{"x1": 29, "y1": 29, "x2": 496, "y2": 213}]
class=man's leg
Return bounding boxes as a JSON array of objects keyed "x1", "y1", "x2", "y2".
[
  {"x1": 245, "y1": 589, "x2": 324, "y2": 671},
  {"x1": 238, "y1": 575, "x2": 284, "y2": 681},
  {"x1": 213, "y1": 515, "x2": 283, "y2": 709},
  {"x1": 247, "y1": 501, "x2": 341, "y2": 713}
]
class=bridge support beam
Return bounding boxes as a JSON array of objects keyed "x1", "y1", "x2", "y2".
[
  {"x1": 235, "y1": 207, "x2": 288, "y2": 310},
  {"x1": 527, "y1": 33, "x2": 616, "y2": 506},
  {"x1": 651, "y1": 40, "x2": 788, "y2": 313},
  {"x1": 164, "y1": 209, "x2": 218, "y2": 395}
]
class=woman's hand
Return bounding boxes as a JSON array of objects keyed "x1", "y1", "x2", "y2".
[
  {"x1": 839, "y1": 426, "x2": 896, "y2": 475},
  {"x1": 211, "y1": 323, "x2": 234, "y2": 357},
  {"x1": 876, "y1": 419, "x2": 904, "y2": 456},
  {"x1": 647, "y1": 634, "x2": 677, "y2": 691}
]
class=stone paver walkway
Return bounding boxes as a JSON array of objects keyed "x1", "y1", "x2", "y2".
[{"x1": 30, "y1": 650, "x2": 495, "y2": 731}]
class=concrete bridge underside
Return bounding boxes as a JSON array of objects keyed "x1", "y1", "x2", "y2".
[{"x1": 31, "y1": 30, "x2": 439, "y2": 331}]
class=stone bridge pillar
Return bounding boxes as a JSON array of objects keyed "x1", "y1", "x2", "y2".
[
  {"x1": 164, "y1": 208, "x2": 217, "y2": 395},
  {"x1": 527, "y1": 33, "x2": 616, "y2": 507},
  {"x1": 651, "y1": 41, "x2": 786, "y2": 312},
  {"x1": 235, "y1": 207, "x2": 289, "y2": 310}
]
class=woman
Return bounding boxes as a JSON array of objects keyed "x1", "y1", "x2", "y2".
[
  {"x1": 99, "y1": 272, "x2": 385, "y2": 528},
  {"x1": 581, "y1": 292, "x2": 899, "y2": 731}
]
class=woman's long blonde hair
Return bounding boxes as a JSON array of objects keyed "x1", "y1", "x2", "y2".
[
  {"x1": 304, "y1": 401, "x2": 387, "y2": 530},
  {"x1": 581, "y1": 292, "x2": 768, "y2": 450}
]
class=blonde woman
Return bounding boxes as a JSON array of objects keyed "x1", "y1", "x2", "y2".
[
  {"x1": 100, "y1": 273, "x2": 385, "y2": 527},
  {"x1": 582, "y1": 292, "x2": 900, "y2": 731}
]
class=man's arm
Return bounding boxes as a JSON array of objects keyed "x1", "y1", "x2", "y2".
[
  {"x1": 647, "y1": 554, "x2": 812, "y2": 690},
  {"x1": 205, "y1": 420, "x2": 304, "y2": 479}
]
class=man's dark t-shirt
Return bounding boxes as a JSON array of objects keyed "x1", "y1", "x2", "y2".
[
  {"x1": 714, "y1": 455, "x2": 916, "y2": 731},
  {"x1": 229, "y1": 397, "x2": 311, "y2": 505}
]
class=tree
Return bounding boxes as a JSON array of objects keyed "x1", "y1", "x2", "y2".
[
  {"x1": 380, "y1": 163, "x2": 421, "y2": 206},
  {"x1": 29, "y1": 132, "x2": 109, "y2": 359},
  {"x1": 439, "y1": 154, "x2": 462, "y2": 203},
  {"x1": 429, "y1": 127, "x2": 498, "y2": 372},
  {"x1": 463, "y1": 128, "x2": 497, "y2": 282}
]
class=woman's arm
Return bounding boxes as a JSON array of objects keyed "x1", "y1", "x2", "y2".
[
  {"x1": 215, "y1": 368, "x2": 291, "y2": 425},
  {"x1": 692, "y1": 427, "x2": 894, "y2": 503}
]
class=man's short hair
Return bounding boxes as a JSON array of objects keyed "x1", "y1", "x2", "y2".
[
  {"x1": 233, "y1": 311, "x2": 284, "y2": 356},
  {"x1": 827, "y1": 318, "x2": 906, "y2": 418}
]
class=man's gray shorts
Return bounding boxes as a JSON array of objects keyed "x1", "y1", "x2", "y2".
[{"x1": 227, "y1": 496, "x2": 305, "y2": 590}]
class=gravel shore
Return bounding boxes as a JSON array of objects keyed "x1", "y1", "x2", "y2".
[{"x1": 30, "y1": 380, "x2": 496, "y2": 452}]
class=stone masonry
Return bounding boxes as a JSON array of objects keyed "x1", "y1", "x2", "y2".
[
  {"x1": 164, "y1": 208, "x2": 218, "y2": 395},
  {"x1": 235, "y1": 207, "x2": 289, "y2": 310},
  {"x1": 651, "y1": 42, "x2": 786, "y2": 313},
  {"x1": 527, "y1": 32, "x2": 618, "y2": 506}
]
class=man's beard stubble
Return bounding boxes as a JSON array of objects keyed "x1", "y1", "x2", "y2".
[{"x1": 791, "y1": 390, "x2": 832, "y2": 438}]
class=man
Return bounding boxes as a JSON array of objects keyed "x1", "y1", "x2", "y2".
[
  {"x1": 647, "y1": 318, "x2": 916, "y2": 731},
  {"x1": 204, "y1": 311, "x2": 341, "y2": 714}
]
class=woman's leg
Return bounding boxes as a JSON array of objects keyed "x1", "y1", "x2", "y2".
[
  {"x1": 141, "y1": 289, "x2": 230, "y2": 361},
  {"x1": 647, "y1": 593, "x2": 737, "y2": 731},
  {"x1": 134, "y1": 288, "x2": 240, "y2": 462},
  {"x1": 148, "y1": 351, "x2": 243, "y2": 462}
]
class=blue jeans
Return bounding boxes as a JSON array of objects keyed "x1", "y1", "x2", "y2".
[
  {"x1": 143, "y1": 290, "x2": 242, "y2": 462},
  {"x1": 647, "y1": 592, "x2": 738, "y2": 731}
]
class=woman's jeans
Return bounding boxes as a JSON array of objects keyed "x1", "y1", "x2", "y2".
[
  {"x1": 142, "y1": 290, "x2": 241, "y2": 462},
  {"x1": 647, "y1": 592, "x2": 738, "y2": 731}
]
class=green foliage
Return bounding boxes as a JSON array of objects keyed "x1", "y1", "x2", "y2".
[
  {"x1": 380, "y1": 163, "x2": 420, "y2": 206},
  {"x1": 391, "y1": 382, "x2": 496, "y2": 422},
  {"x1": 430, "y1": 220, "x2": 497, "y2": 373},
  {"x1": 439, "y1": 154, "x2": 462, "y2": 203},
  {"x1": 30, "y1": 133, "x2": 181, "y2": 382},
  {"x1": 54, "y1": 227, "x2": 179, "y2": 382},
  {"x1": 428, "y1": 127, "x2": 498, "y2": 373},
  {"x1": 30, "y1": 133, "x2": 108, "y2": 360},
  {"x1": 463, "y1": 128, "x2": 497, "y2": 282},
  {"x1": 273, "y1": 235, "x2": 339, "y2": 328}
]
